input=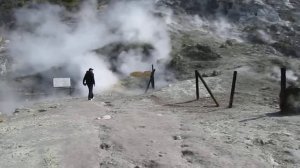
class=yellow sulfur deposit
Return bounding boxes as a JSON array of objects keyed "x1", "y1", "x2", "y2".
[{"x1": 130, "y1": 71, "x2": 151, "y2": 78}]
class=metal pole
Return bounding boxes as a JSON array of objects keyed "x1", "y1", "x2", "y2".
[
  {"x1": 195, "y1": 70, "x2": 199, "y2": 100},
  {"x1": 197, "y1": 72, "x2": 219, "y2": 107},
  {"x1": 228, "y1": 71, "x2": 237, "y2": 108}
]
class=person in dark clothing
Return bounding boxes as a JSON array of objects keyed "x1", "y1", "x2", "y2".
[{"x1": 83, "y1": 68, "x2": 95, "y2": 100}]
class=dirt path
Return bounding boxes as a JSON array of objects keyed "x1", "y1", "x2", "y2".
[{"x1": 96, "y1": 96, "x2": 189, "y2": 167}]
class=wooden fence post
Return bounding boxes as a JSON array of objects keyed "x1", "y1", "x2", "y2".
[
  {"x1": 196, "y1": 71, "x2": 219, "y2": 107},
  {"x1": 228, "y1": 71, "x2": 237, "y2": 108},
  {"x1": 151, "y1": 65, "x2": 155, "y2": 89},
  {"x1": 145, "y1": 69, "x2": 156, "y2": 93},
  {"x1": 280, "y1": 67, "x2": 286, "y2": 112},
  {"x1": 195, "y1": 70, "x2": 199, "y2": 100}
]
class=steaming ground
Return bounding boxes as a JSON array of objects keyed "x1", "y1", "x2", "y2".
[
  {"x1": 7, "y1": 0, "x2": 171, "y2": 94},
  {"x1": 1, "y1": 0, "x2": 300, "y2": 167},
  {"x1": 2, "y1": 23, "x2": 300, "y2": 167},
  {"x1": 2, "y1": 21, "x2": 300, "y2": 167},
  {"x1": 1, "y1": 68, "x2": 300, "y2": 167}
]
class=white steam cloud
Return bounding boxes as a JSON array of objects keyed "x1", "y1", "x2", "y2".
[
  {"x1": 168, "y1": 13, "x2": 243, "y2": 42},
  {"x1": 271, "y1": 66, "x2": 298, "y2": 82},
  {"x1": 193, "y1": 15, "x2": 242, "y2": 42},
  {"x1": 8, "y1": 0, "x2": 171, "y2": 92}
]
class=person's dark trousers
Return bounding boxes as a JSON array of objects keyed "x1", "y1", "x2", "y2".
[{"x1": 87, "y1": 84, "x2": 94, "y2": 100}]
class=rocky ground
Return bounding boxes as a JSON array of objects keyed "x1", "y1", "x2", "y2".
[{"x1": 1, "y1": 68, "x2": 300, "y2": 168}]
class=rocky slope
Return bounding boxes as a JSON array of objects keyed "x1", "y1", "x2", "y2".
[
  {"x1": 1, "y1": 0, "x2": 299, "y2": 76},
  {"x1": 165, "y1": 0, "x2": 300, "y2": 56}
]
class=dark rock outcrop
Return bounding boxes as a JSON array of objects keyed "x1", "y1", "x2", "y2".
[
  {"x1": 95, "y1": 42, "x2": 155, "y2": 73},
  {"x1": 181, "y1": 44, "x2": 221, "y2": 61}
]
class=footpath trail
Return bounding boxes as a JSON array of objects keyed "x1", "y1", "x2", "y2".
[{"x1": 0, "y1": 94, "x2": 189, "y2": 168}]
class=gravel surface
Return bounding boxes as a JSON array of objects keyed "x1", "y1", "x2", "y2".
[{"x1": 1, "y1": 71, "x2": 299, "y2": 168}]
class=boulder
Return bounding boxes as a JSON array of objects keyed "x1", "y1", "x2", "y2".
[{"x1": 280, "y1": 86, "x2": 300, "y2": 114}]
